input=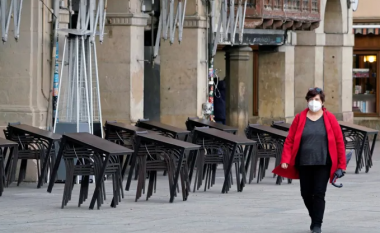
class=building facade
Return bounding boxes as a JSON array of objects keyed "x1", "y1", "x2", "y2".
[
  {"x1": 0, "y1": 0, "x2": 354, "y2": 180},
  {"x1": 352, "y1": 0, "x2": 380, "y2": 130}
]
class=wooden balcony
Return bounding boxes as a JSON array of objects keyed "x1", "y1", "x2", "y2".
[{"x1": 242, "y1": 0, "x2": 321, "y2": 30}]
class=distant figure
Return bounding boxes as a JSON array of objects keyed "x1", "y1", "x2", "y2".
[
  {"x1": 213, "y1": 78, "x2": 226, "y2": 125},
  {"x1": 272, "y1": 87, "x2": 346, "y2": 233}
]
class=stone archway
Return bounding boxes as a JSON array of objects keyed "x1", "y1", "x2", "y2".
[{"x1": 324, "y1": 0, "x2": 345, "y2": 34}]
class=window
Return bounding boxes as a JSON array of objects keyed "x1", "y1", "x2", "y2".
[{"x1": 352, "y1": 53, "x2": 378, "y2": 115}]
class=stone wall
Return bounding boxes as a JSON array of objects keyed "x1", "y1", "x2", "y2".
[
  {"x1": 0, "y1": 1, "x2": 55, "y2": 181},
  {"x1": 258, "y1": 52, "x2": 286, "y2": 121},
  {"x1": 97, "y1": 0, "x2": 147, "y2": 124},
  {"x1": 0, "y1": 1, "x2": 50, "y2": 129},
  {"x1": 160, "y1": 18, "x2": 207, "y2": 129}
]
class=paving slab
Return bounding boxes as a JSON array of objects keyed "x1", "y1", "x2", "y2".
[{"x1": 1, "y1": 145, "x2": 380, "y2": 233}]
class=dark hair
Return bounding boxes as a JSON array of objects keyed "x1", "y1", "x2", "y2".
[{"x1": 305, "y1": 87, "x2": 325, "y2": 102}]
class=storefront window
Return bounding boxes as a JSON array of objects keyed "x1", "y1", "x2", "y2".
[{"x1": 352, "y1": 54, "x2": 378, "y2": 115}]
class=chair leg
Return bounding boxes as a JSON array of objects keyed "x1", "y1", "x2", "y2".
[{"x1": 17, "y1": 159, "x2": 27, "y2": 186}]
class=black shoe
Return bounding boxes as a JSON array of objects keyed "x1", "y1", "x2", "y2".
[
  {"x1": 310, "y1": 223, "x2": 314, "y2": 232},
  {"x1": 311, "y1": 225, "x2": 322, "y2": 233}
]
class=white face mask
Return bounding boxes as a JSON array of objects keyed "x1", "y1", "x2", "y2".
[{"x1": 308, "y1": 100, "x2": 322, "y2": 112}]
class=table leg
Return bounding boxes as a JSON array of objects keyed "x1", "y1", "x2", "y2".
[
  {"x1": 188, "y1": 149, "x2": 198, "y2": 184},
  {"x1": 125, "y1": 137, "x2": 141, "y2": 191},
  {"x1": 367, "y1": 133, "x2": 377, "y2": 173},
  {"x1": 222, "y1": 144, "x2": 237, "y2": 194},
  {"x1": 89, "y1": 153, "x2": 111, "y2": 210},
  {"x1": 244, "y1": 144, "x2": 254, "y2": 172},
  {"x1": 169, "y1": 149, "x2": 185, "y2": 203},
  {"x1": 7, "y1": 146, "x2": 18, "y2": 187},
  {"x1": 356, "y1": 133, "x2": 367, "y2": 174},
  {"x1": 184, "y1": 133, "x2": 189, "y2": 142},
  {"x1": 38, "y1": 140, "x2": 54, "y2": 188},
  {"x1": 47, "y1": 138, "x2": 66, "y2": 193},
  {"x1": 239, "y1": 145, "x2": 250, "y2": 191}
]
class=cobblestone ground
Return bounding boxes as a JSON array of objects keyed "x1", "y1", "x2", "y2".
[{"x1": 1, "y1": 145, "x2": 380, "y2": 233}]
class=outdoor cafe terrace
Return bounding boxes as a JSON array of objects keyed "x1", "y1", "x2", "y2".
[{"x1": 0, "y1": 118, "x2": 379, "y2": 232}]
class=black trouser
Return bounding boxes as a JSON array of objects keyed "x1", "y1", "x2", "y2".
[{"x1": 299, "y1": 165, "x2": 331, "y2": 227}]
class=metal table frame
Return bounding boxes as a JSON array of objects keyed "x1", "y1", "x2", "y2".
[
  {"x1": 192, "y1": 128, "x2": 256, "y2": 193},
  {"x1": 47, "y1": 133, "x2": 133, "y2": 209},
  {"x1": 338, "y1": 121, "x2": 378, "y2": 174},
  {"x1": 0, "y1": 138, "x2": 18, "y2": 195},
  {"x1": 131, "y1": 133, "x2": 200, "y2": 202},
  {"x1": 246, "y1": 124, "x2": 290, "y2": 185}
]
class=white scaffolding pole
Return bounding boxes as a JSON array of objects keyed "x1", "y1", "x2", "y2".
[{"x1": 53, "y1": 36, "x2": 67, "y2": 133}]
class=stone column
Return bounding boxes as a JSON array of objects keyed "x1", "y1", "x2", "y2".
[
  {"x1": 225, "y1": 46, "x2": 252, "y2": 134},
  {"x1": 257, "y1": 45, "x2": 295, "y2": 124},
  {"x1": 323, "y1": 33, "x2": 354, "y2": 122},
  {"x1": 319, "y1": 0, "x2": 353, "y2": 122},
  {"x1": 294, "y1": 32, "x2": 325, "y2": 114},
  {"x1": 0, "y1": 1, "x2": 47, "y2": 129},
  {"x1": 97, "y1": 0, "x2": 148, "y2": 124},
  {"x1": 160, "y1": 16, "x2": 207, "y2": 128}
]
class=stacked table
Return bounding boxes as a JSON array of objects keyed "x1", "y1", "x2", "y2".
[{"x1": 8, "y1": 124, "x2": 61, "y2": 188}]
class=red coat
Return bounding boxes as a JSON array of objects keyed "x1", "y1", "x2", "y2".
[{"x1": 272, "y1": 108, "x2": 347, "y2": 183}]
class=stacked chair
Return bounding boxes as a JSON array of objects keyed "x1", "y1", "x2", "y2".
[
  {"x1": 190, "y1": 127, "x2": 244, "y2": 192},
  {"x1": 60, "y1": 142, "x2": 124, "y2": 209},
  {"x1": 134, "y1": 141, "x2": 190, "y2": 201},
  {"x1": 103, "y1": 122, "x2": 151, "y2": 191},
  {"x1": 104, "y1": 121, "x2": 136, "y2": 179},
  {"x1": 103, "y1": 121, "x2": 182, "y2": 201},
  {"x1": 244, "y1": 124, "x2": 283, "y2": 184},
  {"x1": 3, "y1": 122, "x2": 45, "y2": 186},
  {"x1": 340, "y1": 127, "x2": 372, "y2": 173}
]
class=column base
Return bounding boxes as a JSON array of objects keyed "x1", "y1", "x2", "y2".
[{"x1": 0, "y1": 105, "x2": 47, "y2": 129}]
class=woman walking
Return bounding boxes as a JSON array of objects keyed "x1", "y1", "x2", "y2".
[{"x1": 273, "y1": 87, "x2": 346, "y2": 233}]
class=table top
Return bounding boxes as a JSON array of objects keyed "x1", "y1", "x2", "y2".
[
  {"x1": 10, "y1": 124, "x2": 62, "y2": 140},
  {"x1": 137, "y1": 133, "x2": 200, "y2": 150},
  {"x1": 0, "y1": 137, "x2": 18, "y2": 147},
  {"x1": 137, "y1": 120, "x2": 190, "y2": 135},
  {"x1": 195, "y1": 128, "x2": 256, "y2": 145},
  {"x1": 64, "y1": 133, "x2": 134, "y2": 155},
  {"x1": 188, "y1": 118, "x2": 238, "y2": 132},
  {"x1": 106, "y1": 122, "x2": 156, "y2": 134},
  {"x1": 338, "y1": 121, "x2": 379, "y2": 134},
  {"x1": 272, "y1": 122, "x2": 291, "y2": 130},
  {"x1": 249, "y1": 124, "x2": 288, "y2": 138}
]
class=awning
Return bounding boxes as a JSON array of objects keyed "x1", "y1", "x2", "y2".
[{"x1": 353, "y1": 23, "x2": 380, "y2": 35}]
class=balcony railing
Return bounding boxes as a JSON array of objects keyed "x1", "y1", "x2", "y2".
[{"x1": 243, "y1": 0, "x2": 320, "y2": 30}]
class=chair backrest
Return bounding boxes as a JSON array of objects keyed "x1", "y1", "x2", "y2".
[
  {"x1": 185, "y1": 120, "x2": 192, "y2": 131},
  {"x1": 3, "y1": 129, "x2": 9, "y2": 140},
  {"x1": 272, "y1": 120, "x2": 284, "y2": 125},
  {"x1": 5, "y1": 122, "x2": 21, "y2": 140}
]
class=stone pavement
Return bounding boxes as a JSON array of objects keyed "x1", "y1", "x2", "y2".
[{"x1": 1, "y1": 146, "x2": 380, "y2": 233}]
